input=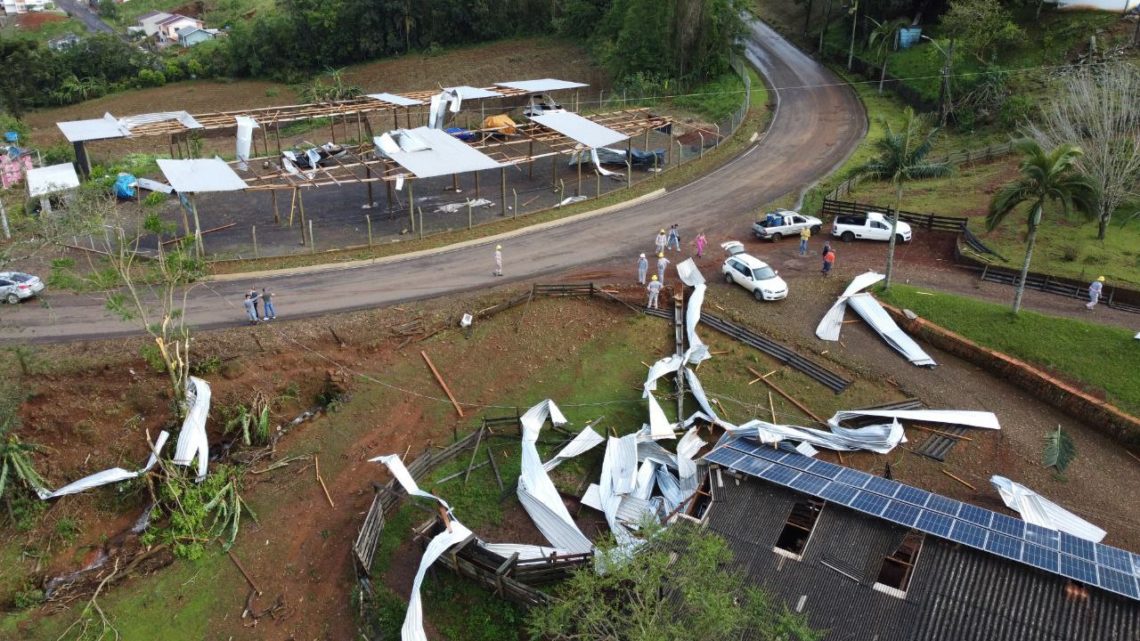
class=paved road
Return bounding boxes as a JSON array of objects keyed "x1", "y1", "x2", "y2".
[
  {"x1": 55, "y1": 0, "x2": 116, "y2": 34},
  {"x1": 0, "y1": 18, "x2": 866, "y2": 343}
]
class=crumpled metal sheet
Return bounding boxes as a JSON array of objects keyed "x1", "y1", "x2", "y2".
[
  {"x1": 517, "y1": 400, "x2": 594, "y2": 554},
  {"x1": 172, "y1": 376, "x2": 211, "y2": 481},
  {"x1": 816, "y1": 271, "x2": 885, "y2": 341},
  {"x1": 830, "y1": 409, "x2": 1000, "y2": 431},
  {"x1": 676, "y1": 259, "x2": 711, "y2": 366},
  {"x1": 36, "y1": 431, "x2": 170, "y2": 500},
  {"x1": 542, "y1": 425, "x2": 605, "y2": 473},
  {"x1": 730, "y1": 418, "x2": 906, "y2": 454},
  {"x1": 370, "y1": 455, "x2": 474, "y2": 641},
  {"x1": 643, "y1": 356, "x2": 682, "y2": 440},
  {"x1": 846, "y1": 293, "x2": 937, "y2": 367},
  {"x1": 683, "y1": 367, "x2": 720, "y2": 424},
  {"x1": 991, "y1": 475, "x2": 1106, "y2": 542}
]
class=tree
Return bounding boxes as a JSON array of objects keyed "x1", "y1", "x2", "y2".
[
  {"x1": 986, "y1": 139, "x2": 1099, "y2": 314},
  {"x1": 81, "y1": 193, "x2": 202, "y2": 414},
  {"x1": 851, "y1": 108, "x2": 952, "y2": 289},
  {"x1": 941, "y1": 0, "x2": 1023, "y2": 64},
  {"x1": 865, "y1": 16, "x2": 908, "y2": 94},
  {"x1": 526, "y1": 524, "x2": 820, "y2": 641},
  {"x1": 1026, "y1": 63, "x2": 1140, "y2": 240}
]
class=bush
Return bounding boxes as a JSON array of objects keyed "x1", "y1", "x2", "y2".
[
  {"x1": 139, "y1": 344, "x2": 167, "y2": 373},
  {"x1": 999, "y1": 94, "x2": 1034, "y2": 129},
  {"x1": 135, "y1": 68, "x2": 166, "y2": 88}
]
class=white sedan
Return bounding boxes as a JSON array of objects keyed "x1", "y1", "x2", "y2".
[{"x1": 721, "y1": 241, "x2": 788, "y2": 301}]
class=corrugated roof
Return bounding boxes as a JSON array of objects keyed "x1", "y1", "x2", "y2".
[
  {"x1": 374, "y1": 127, "x2": 503, "y2": 179},
  {"x1": 26, "y1": 163, "x2": 80, "y2": 197},
  {"x1": 156, "y1": 158, "x2": 247, "y2": 193},
  {"x1": 443, "y1": 86, "x2": 503, "y2": 100},
  {"x1": 57, "y1": 115, "x2": 129, "y2": 143},
  {"x1": 494, "y1": 79, "x2": 589, "y2": 93},
  {"x1": 365, "y1": 93, "x2": 423, "y2": 107},
  {"x1": 529, "y1": 111, "x2": 629, "y2": 149}
]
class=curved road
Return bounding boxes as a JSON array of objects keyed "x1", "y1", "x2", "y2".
[{"x1": 0, "y1": 18, "x2": 866, "y2": 343}]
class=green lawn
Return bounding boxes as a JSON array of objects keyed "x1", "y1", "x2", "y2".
[{"x1": 878, "y1": 285, "x2": 1140, "y2": 416}]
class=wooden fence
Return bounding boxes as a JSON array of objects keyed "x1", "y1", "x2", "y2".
[
  {"x1": 826, "y1": 141, "x2": 1014, "y2": 201},
  {"x1": 820, "y1": 198, "x2": 968, "y2": 232}
]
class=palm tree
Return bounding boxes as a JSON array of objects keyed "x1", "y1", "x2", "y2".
[
  {"x1": 865, "y1": 17, "x2": 906, "y2": 94},
  {"x1": 987, "y1": 139, "x2": 1099, "y2": 314},
  {"x1": 851, "y1": 108, "x2": 952, "y2": 289}
]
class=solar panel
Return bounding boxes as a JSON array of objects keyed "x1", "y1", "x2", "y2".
[{"x1": 706, "y1": 435, "x2": 1140, "y2": 601}]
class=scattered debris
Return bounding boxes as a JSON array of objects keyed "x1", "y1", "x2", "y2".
[
  {"x1": 36, "y1": 431, "x2": 169, "y2": 500},
  {"x1": 420, "y1": 351, "x2": 464, "y2": 417},
  {"x1": 173, "y1": 376, "x2": 212, "y2": 481},
  {"x1": 991, "y1": 475, "x2": 1106, "y2": 542},
  {"x1": 816, "y1": 272, "x2": 936, "y2": 367}
]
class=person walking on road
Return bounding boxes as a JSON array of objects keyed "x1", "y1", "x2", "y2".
[
  {"x1": 1086, "y1": 276, "x2": 1105, "y2": 310},
  {"x1": 799, "y1": 227, "x2": 811, "y2": 256},
  {"x1": 667, "y1": 224, "x2": 681, "y2": 251},
  {"x1": 647, "y1": 275, "x2": 662, "y2": 309},
  {"x1": 248, "y1": 289, "x2": 260, "y2": 319},
  {"x1": 261, "y1": 287, "x2": 277, "y2": 321},
  {"x1": 493, "y1": 245, "x2": 503, "y2": 277},
  {"x1": 695, "y1": 232, "x2": 707, "y2": 258},
  {"x1": 242, "y1": 293, "x2": 259, "y2": 325},
  {"x1": 821, "y1": 247, "x2": 835, "y2": 276},
  {"x1": 657, "y1": 252, "x2": 670, "y2": 283},
  {"x1": 637, "y1": 253, "x2": 649, "y2": 284},
  {"x1": 655, "y1": 229, "x2": 667, "y2": 255}
]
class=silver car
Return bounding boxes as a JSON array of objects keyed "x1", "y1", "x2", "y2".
[{"x1": 0, "y1": 272, "x2": 45, "y2": 304}]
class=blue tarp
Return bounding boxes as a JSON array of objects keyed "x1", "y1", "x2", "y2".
[{"x1": 113, "y1": 174, "x2": 136, "y2": 199}]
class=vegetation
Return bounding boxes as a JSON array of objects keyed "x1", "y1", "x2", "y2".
[
  {"x1": 527, "y1": 523, "x2": 820, "y2": 641},
  {"x1": 851, "y1": 107, "x2": 952, "y2": 288},
  {"x1": 942, "y1": 0, "x2": 1024, "y2": 64},
  {"x1": 877, "y1": 285, "x2": 1140, "y2": 415},
  {"x1": 1043, "y1": 425, "x2": 1076, "y2": 474},
  {"x1": 986, "y1": 139, "x2": 1099, "y2": 313},
  {"x1": 141, "y1": 464, "x2": 257, "y2": 560}
]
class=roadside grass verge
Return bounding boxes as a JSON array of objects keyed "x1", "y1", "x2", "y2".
[{"x1": 878, "y1": 285, "x2": 1140, "y2": 416}]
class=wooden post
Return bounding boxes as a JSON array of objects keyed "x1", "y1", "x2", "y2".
[
  {"x1": 698, "y1": 133, "x2": 705, "y2": 159},
  {"x1": 252, "y1": 225, "x2": 258, "y2": 258},
  {"x1": 467, "y1": 201, "x2": 473, "y2": 230},
  {"x1": 366, "y1": 214, "x2": 373, "y2": 249},
  {"x1": 577, "y1": 153, "x2": 582, "y2": 195},
  {"x1": 366, "y1": 165, "x2": 373, "y2": 209},
  {"x1": 528, "y1": 140, "x2": 534, "y2": 179},
  {"x1": 287, "y1": 188, "x2": 297, "y2": 226},
  {"x1": 309, "y1": 219, "x2": 315, "y2": 254},
  {"x1": 298, "y1": 189, "x2": 308, "y2": 246},
  {"x1": 408, "y1": 180, "x2": 415, "y2": 233},
  {"x1": 551, "y1": 153, "x2": 557, "y2": 188},
  {"x1": 748, "y1": 366, "x2": 824, "y2": 423},
  {"x1": 512, "y1": 189, "x2": 517, "y2": 218},
  {"x1": 500, "y1": 168, "x2": 506, "y2": 216},
  {"x1": 596, "y1": 172, "x2": 601, "y2": 198},
  {"x1": 418, "y1": 206, "x2": 424, "y2": 240},
  {"x1": 190, "y1": 194, "x2": 204, "y2": 258},
  {"x1": 271, "y1": 190, "x2": 280, "y2": 225},
  {"x1": 626, "y1": 160, "x2": 631, "y2": 188},
  {"x1": 474, "y1": 171, "x2": 480, "y2": 199}
]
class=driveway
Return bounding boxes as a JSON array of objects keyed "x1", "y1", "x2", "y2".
[
  {"x1": 0, "y1": 17, "x2": 868, "y2": 342},
  {"x1": 54, "y1": 0, "x2": 115, "y2": 34}
]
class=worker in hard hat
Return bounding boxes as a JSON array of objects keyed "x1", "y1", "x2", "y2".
[
  {"x1": 493, "y1": 245, "x2": 503, "y2": 277},
  {"x1": 637, "y1": 253, "x2": 649, "y2": 285},
  {"x1": 647, "y1": 275, "x2": 663, "y2": 309},
  {"x1": 1086, "y1": 275, "x2": 1105, "y2": 310},
  {"x1": 654, "y1": 229, "x2": 667, "y2": 255},
  {"x1": 656, "y1": 252, "x2": 670, "y2": 284}
]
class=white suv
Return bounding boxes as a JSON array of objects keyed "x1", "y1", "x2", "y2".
[{"x1": 720, "y1": 241, "x2": 788, "y2": 301}]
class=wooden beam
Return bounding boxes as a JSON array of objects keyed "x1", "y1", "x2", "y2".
[
  {"x1": 421, "y1": 350, "x2": 464, "y2": 417},
  {"x1": 747, "y1": 366, "x2": 824, "y2": 423}
]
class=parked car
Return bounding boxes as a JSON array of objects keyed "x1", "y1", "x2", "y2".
[
  {"x1": 0, "y1": 272, "x2": 45, "y2": 304},
  {"x1": 752, "y1": 209, "x2": 823, "y2": 241},
  {"x1": 831, "y1": 212, "x2": 912, "y2": 243},
  {"x1": 720, "y1": 241, "x2": 788, "y2": 301}
]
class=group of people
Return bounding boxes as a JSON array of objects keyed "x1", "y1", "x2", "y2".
[
  {"x1": 242, "y1": 288, "x2": 277, "y2": 325},
  {"x1": 639, "y1": 225, "x2": 709, "y2": 309}
]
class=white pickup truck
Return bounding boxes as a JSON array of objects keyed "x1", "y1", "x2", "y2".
[
  {"x1": 831, "y1": 212, "x2": 913, "y2": 243},
  {"x1": 752, "y1": 209, "x2": 823, "y2": 241}
]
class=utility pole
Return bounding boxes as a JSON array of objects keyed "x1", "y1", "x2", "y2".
[
  {"x1": 940, "y1": 39, "x2": 955, "y2": 127},
  {"x1": 803, "y1": 0, "x2": 815, "y2": 37},
  {"x1": 819, "y1": 0, "x2": 834, "y2": 53}
]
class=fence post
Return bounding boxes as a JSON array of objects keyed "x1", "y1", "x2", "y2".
[
  {"x1": 698, "y1": 133, "x2": 705, "y2": 159},
  {"x1": 467, "y1": 201, "x2": 473, "y2": 230},
  {"x1": 366, "y1": 214, "x2": 373, "y2": 249},
  {"x1": 252, "y1": 225, "x2": 258, "y2": 258},
  {"x1": 512, "y1": 189, "x2": 517, "y2": 218},
  {"x1": 927, "y1": 213, "x2": 934, "y2": 230},
  {"x1": 309, "y1": 220, "x2": 315, "y2": 254}
]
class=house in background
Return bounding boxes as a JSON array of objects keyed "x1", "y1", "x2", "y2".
[
  {"x1": 2, "y1": 0, "x2": 53, "y2": 14},
  {"x1": 136, "y1": 11, "x2": 203, "y2": 44},
  {"x1": 47, "y1": 33, "x2": 80, "y2": 51},
  {"x1": 176, "y1": 26, "x2": 221, "y2": 47}
]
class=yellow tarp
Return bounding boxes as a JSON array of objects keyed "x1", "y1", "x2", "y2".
[{"x1": 483, "y1": 114, "x2": 517, "y2": 135}]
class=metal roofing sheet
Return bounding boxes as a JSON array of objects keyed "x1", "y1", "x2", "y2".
[
  {"x1": 529, "y1": 111, "x2": 629, "y2": 149},
  {"x1": 156, "y1": 158, "x2": 248, "y2": 193},
  {"x1": 56, "y1": 115, "x2": 129, "y2": 142},
  {"x1": 26, "y1": 163, "x2": 80, "y2": 197},
  {"x1": 443, "y1": 85, "x2": 503, "y2": 100},
  {"x1": 119, "y1": 111, "x2": 202, "y2": 131},
  {"x1": 375, "y1": 127, "x2": 503, "y2": 179},
  {"x1": 365, "y1": 93, "x2": 424, "y2": 107},
  {"x1": 495, "y1": 78, "x2": 589, "y2": 93}
]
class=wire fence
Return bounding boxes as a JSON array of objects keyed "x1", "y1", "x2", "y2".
[{"x1": 826, "y1": 140, "x2": 1014, "y2": 201}]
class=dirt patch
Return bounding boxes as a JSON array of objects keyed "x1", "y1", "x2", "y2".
[{"x1": 15, "y1": 13, "x2": 66, "y2": 29}]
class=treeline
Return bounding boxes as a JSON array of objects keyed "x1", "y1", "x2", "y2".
[{"x1": 0, "y1": 0, "x2": 743, "y2": 116}]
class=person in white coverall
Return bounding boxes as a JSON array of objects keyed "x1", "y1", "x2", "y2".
[
  {"x1": 647, "y1": 275, "x2": 662, "y2": 309},
  {"x1": 654, "y1": 229, "x2": 667, "y2": 254},
  {"x1": 657, "y1": 252, "x2": 670, "y2": 283},
  {"x1": 637, "y1": 253, "x2": 649, "y2": 284},
  {"x1": 493, "y1": 245, "x2": 503, "y2": 276}
]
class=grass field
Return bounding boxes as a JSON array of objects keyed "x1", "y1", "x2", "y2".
[{"x1": 878, "y1": 285, "x2": 1140, "y2": 416}]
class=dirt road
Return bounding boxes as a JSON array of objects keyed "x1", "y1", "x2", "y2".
[{"x1": 0, "y1": 18, "x2": 867, "y2": 343}]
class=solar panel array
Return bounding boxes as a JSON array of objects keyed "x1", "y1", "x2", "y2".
[{"x1": 705, "y1": 436, "x2": 1140, "y2": 601}]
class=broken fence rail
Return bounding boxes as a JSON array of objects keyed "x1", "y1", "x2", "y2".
[{"x1": 645, "y1": 307, "x2": 852, "y2": 393}]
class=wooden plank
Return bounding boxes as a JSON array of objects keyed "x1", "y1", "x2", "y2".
[
  {"x1": 421, "y1": 351, "x2": 464, "y2": 417},
  {"x1": 747, "y1": 366, "x2": 824, "y2": 423},
  {"x1": 941, "y1": 468, "x2": 977, "y2": 491}
]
